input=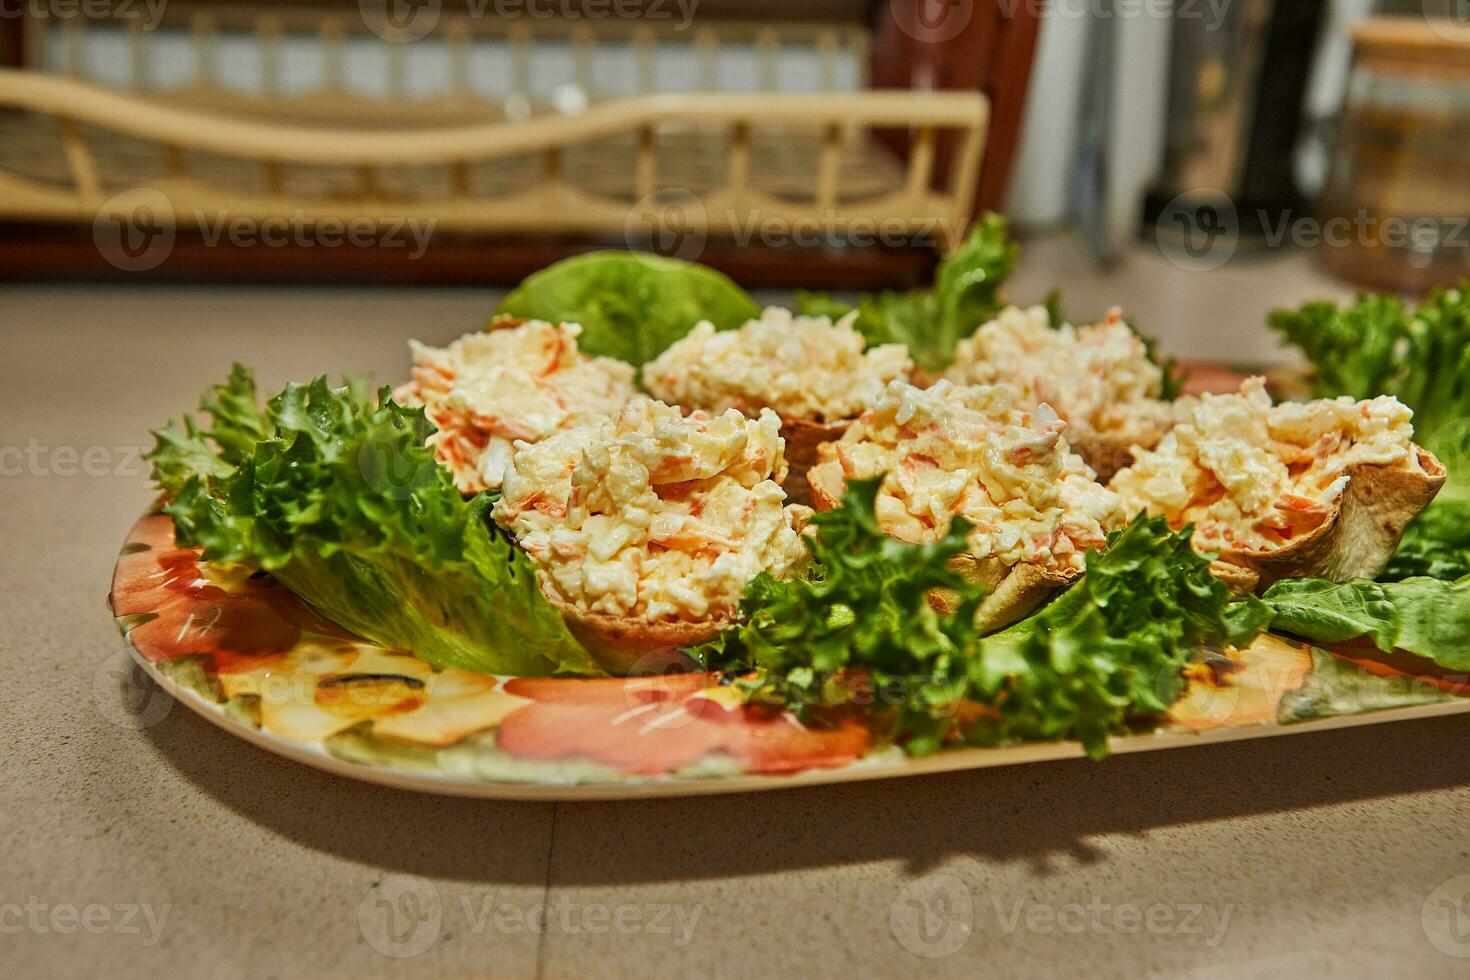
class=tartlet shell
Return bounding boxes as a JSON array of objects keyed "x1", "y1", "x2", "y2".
[
  {"x1": 778, "y1": 414, "x2": 851, "y2": 506},
  {"x1": 806, "y1": 458, "x2": 1074, "y2": 633},
  {"x1": 1068, "y1": 430, "x2": 1155, "y2": 483},
  {"x1": 545, "y1": 592, "x2": 726, "y2": 675},
  {"x1": 1213, "y1": 445, "x2": 1446, "y2": 591}
]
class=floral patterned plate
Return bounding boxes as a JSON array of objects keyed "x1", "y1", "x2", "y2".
[{"x1": 110, "y1": 510, "x2": 1470, "y2": 800}]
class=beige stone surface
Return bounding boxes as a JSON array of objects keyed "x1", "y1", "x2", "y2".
[{"x1": 1, "y1": 244, "x2": 1464, "y2": 980}]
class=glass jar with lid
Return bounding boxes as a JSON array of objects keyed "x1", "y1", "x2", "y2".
[{"x1": 1318, "y1": 18, "x2": 1470, "y2": 292}]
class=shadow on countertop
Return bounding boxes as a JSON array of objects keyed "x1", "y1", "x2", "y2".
[{"x1": 139, "y1": 682, "x2": 1470, "y2": 887}]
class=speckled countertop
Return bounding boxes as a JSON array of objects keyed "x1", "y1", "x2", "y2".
[{"x1": 4, "y1": 236, "x2": 1467, "y2": 979}]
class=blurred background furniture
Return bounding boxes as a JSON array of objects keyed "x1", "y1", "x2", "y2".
[
  {"x1": 1315, "y1": 16, "x2": 1470, "y2": 292},
  {"x1": 0, "y1": 0, "x2": 1041, "y2": 286},
  {"x1": 3, "y1": 0, "x2": 1461, "y2": 291}
]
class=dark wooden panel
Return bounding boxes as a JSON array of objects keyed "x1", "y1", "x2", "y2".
[
  {"x1": 870, "y1": 0, "x2": 1041, "y2": 215},
  {"x1": 0, "y1": 0, "x2": 24, "y2": 68},
  {"x1": 0, "y1": 224, "x2": 938, "y2": 290}
]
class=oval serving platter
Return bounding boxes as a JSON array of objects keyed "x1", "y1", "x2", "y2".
[{"x1": 110, "y1": 510, "x2": 1470, "y2": 800}]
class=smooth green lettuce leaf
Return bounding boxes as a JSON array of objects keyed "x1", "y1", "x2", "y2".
[
  {"x1": 497, "y1": 250, "x2": 760, "y2": 366},
  {"x1": 695, "y1": 478, "x2": 1271, "y2": 759},
  {"x1": 790, "y1": 291, "x2": 857, "y2": 324},
  {"x1": 795, "y1": 213, "x2": 1018, "y2": 372},
  {"x1": 1381, "y1": 499, "x2": 1470, "y2": 582},
  {"x1": 148, "y1": 366, "x2": 599, "y2": 677},
  {"x1": 1263, "y1": 575, "x2": 1470, "y2": 672}
]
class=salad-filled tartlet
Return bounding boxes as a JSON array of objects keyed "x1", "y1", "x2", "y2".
[
  {"x1": 493, "y1": 398, "x2": 812, "y2": 668},
  {"x1": 1110, "y1": 377, "x2": 1446, "y2": 592},
  {"x1": 397, "y1": 317, "x2": 637, "y2": 494},
  {"x1": 943, "y1": 305, "x2": 1178, "y2": 478},
  {"x1": 132, "y1": 238, "x2": 1470, "y2": 780},
  {"x1": 642, "y1": 306, "x2": 913, "y2": 503},
  {"x1": 806, "y1": 379, "x2": 1126, "y2": 629}
]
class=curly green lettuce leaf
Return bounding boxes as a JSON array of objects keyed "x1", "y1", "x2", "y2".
[
  {"x1": 496, "y1": 250, "x2": 760, "y2": 366},
  {"x1": 696, "y1": 477, "x2": 1271, "y2": 759},
  {"x1": 795, "y1": 213, "x2": 1018, "y2": 372},
  {"x1": 1263, "y1": 574, "x2": 1470, "y2": 672},
  {"x1": 1270, "y1": 284, "x2": 1470, "y2": 503},
  {"x1": 690, "y1": 477, "x2": 987, "y2": 751},
  {"x1": 148, "y1": 366, "x2": 598, "y2": 677},
  {"x1": 967, "y1": 515, "x2": 1271, "y2": 757}
]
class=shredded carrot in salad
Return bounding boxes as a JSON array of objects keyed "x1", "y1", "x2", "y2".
[
  {"x1": 494, "y1": 399, "x2": 810, "y2": 623},
  {"x1": 818, "y1": 380, "x2": 1124, "y2": 573},
  {"x1": 395, "y1": 317, "x2": 637, "y2": 494},
  {"x1": 945, "y1": 305, "x2": 1178, "y2": 454},
  {"x1": 1110, "y1": 377, "x2": 1420, "y2": 551}
]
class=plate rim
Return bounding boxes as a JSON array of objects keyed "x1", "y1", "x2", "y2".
[{"x1": 123, "y1": 638, "x2": 1470, "y2": 801}]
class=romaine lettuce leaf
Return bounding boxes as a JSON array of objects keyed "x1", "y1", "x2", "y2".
[
  {"x1": 148, "y1": 366, "x2": 599, "y2": 677},
  {"x1": 1263, "y1": 575, "x2": 1470, "y2": 672},
  {"x1": 1381, "y1": 499, "x2": 1470, "y2": 582},
  {"x1": 497, "y1": 250, "x2": 760, "y2": 366}
]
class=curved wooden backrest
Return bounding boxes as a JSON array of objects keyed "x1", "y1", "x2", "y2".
[{"x1": 0, "y1": 69, "x2": 988, "y2": 250}]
